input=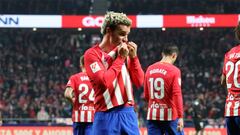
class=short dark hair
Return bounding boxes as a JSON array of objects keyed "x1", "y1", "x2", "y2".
[
  {"x1": 162, "y1": 43, "x2": 179, "y2": 56},
  {"x1": 235, "y1": 22, "x2": 240, "y2": 42}
]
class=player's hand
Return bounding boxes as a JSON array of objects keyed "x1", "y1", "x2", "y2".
[
  {"x1": 71, "y1": 96, "x2": 76, "y2": 103},
  {"x1": 127, "y1": 41, "x2": 137, "y2": 58},
  {"x1": 118, "y1": 43, "x2": 129, "y2": 58},
  {"x1": 177, "y1": 118, "x2": 184, "y2": 132}
]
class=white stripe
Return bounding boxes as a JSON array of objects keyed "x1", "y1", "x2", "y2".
[
  {"x1": 80, "y1": 111, "x2": 85, "y2": 122},
  {"x1": 121, "y1": 65, "x2": 133, "y2": 101},
  {"x1": 160, "y1": 109, "x2": 164, "y2": 121},
  {"x1": 147, "y1": 108, "x2": 151, "y2": 120},
  {"x1": 226, "y1": 102, "x2": 232, "y2": 116},
  {"x1": 103, "y1": 89, "x2": 113, "y2": 109},
  {"x1": 108, "y1": 50, "x2": 117, "y2": 59},
  {"x1": 87, "y1": 111, "x2": 92, "y2": 122},
  {"x1": 152, "y1": 108, "x2": 157, "y2": 120},
  {"x1": 74, "y1": 111, "x2": 78, "y2": 122},
  {"x1": 234, "y1": 101, "x2": 239, "y2": 116},
  {"x1": 168, "y1": 108, "x2": 172, "y2": 121},
  {"x1": 113, "y1": 78, "x2": 124, "y2": 105}
]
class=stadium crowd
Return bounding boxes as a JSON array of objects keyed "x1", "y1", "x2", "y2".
[
  {"x1": 0, "y1": 28, "x2": 236, "y2": 127},
  {"x1": 0, "y1": 0, "x2": 240, "y2": 15},
  {"x1": 108, "y1": 0, "x2": 240, "y2": 14}
]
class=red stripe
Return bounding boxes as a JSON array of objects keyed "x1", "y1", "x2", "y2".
[
  {"x1": 163, "y1": 109, "x2": 167, "y2": 120},
  {"x1": 118, "y1": 72, "x2": 128, "y2": 103},
  {"x1": 155, "y1": 109, "x2": 160, "y2": 120},
  {"x1": 149, "y1": 108, "x2": 153, "y2": 120}
]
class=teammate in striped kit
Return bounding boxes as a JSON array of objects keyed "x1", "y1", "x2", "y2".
[
  {"x1": 84, "y1": 11, "x2": 144, "y2": 135},
  {"x1": 144, "y1": 44, "x2": 184, "y2": 135},
  {"x1": 221, "y1": 22, "x2": 240, "y2": 135},
  {"x1": 65, "y1": 56, "x2": 95, "y2": 135}
]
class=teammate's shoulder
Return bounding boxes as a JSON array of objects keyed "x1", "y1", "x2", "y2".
[
  {"x1": 167, "y1": 64, "x2": 180, "y2": 74},
  {"x1": 71, "y1": 72, "x2": 82, "y2": 78},
  {"x1": 147, "y1": 62, "x2": 160, "y2": 69},
  {"x1": 228, "y1": 44, "x2": 240, "y2": 53}
]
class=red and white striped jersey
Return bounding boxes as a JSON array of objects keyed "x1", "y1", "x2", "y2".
[
  {"x1": 66, "y1": 72, "x2": 95, "y2": 122},
  {"x1": 225, "y1": 93, "x2": 240, "y2": 116},
  {"x1": 144, "y1": 62, "x2": 183, "y2": 121},
  {"x1": 222, "y1": 45, "x2": 240, "y2": 116},
  {"x1": 84, "y1": 44, "x2": 144, "y2": 112}
]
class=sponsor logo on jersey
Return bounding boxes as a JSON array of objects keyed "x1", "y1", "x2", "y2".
[{"x1": 90, "y1": 62, "x2": 101, "y2": 73}]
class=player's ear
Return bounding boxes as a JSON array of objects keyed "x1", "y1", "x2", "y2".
[
  {"x1": 161, "y1": 52, "x2": 164, "y2": 57},
  {"x1": 172, "y1": 52, "x2": 177, "y2": 59}
]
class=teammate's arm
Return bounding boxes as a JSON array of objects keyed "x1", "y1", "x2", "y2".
[
  {"x1": 221, "y1": 55, "x2": 227, "y2": 88},
  {"x1": 143, "y1": 70, "x2": 149, "y2": 101},
  {"x1": 172, "y1": 70, "x2": 184, "y2": 131},
  {"x1": 64, "y1": 87, "x2": 75, "y2": 104},
  {"x1": 220, "y1": 74, "x2": 226, "y2": 87}
]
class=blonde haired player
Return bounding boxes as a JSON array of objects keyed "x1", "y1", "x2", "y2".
[{"x1": 84, "y1": 11, "x2": 144, "y2": 135}]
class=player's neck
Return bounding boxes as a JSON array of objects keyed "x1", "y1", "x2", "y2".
[
  {"x1": 81, "y1": 68, "x2": 86, "y2": 73},
  {"x1": 160, "y1": 57, "x2": 173, "y2": 64},
  {"x1": 99, "y1": 35, "x2": 115, "y2": 53}
]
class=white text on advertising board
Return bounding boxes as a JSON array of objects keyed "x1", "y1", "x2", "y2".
[
  {"x1": 186, "y1": 16, "x2": 215, "y2": 27},
  {"x1": 0, "y1": 16, "x2": 19, "y2": 25},
  {"x1": 82, "y1": 16, "x2": 104, "y2": 27}
]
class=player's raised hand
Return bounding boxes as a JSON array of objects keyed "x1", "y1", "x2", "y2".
[
  {"x1": 118, "y1": 43, "x2": 129, "y2": 58},
  {"x1": 127, "y1": 41, "x2": 137, "y2": 58}
]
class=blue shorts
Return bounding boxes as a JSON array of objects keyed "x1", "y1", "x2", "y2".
[
  {"x1": 225, "y1": 116, "x2": 240, "y2": 135},
  {"x1": 73, "y1": 122, "x2": 93, "y2": 135},
  {"x1": 93, "y1": 106, "x2": 140, "y2": 135},
  {"x1": 147, "y1": 119, "x2": 184, "y2": 135}
]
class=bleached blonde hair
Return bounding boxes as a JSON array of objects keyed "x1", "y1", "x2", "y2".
[{"x1": 101, "y1": 11, "x2": 132, "y2": 35}]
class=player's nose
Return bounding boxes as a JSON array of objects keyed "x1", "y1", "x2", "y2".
[{"x1": 122, "y1": 36, "x2": 128, "y2": 43}]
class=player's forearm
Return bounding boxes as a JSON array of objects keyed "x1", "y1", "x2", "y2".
[
  {"x1": 173, "y1": 92, "x2": 184, "y2": 118},
  {"x1": 64, "y1": 87, "x2": 74, "y2": 103},
  {"x1": 128, "y1": 57, "x2": 144, "y2": 88},
  {"x1": 89, "y1": 56, "x2": 126, "y2": 89},
  {"x1": 220, "y1": 74, "x2": 226, "y2": 87}
]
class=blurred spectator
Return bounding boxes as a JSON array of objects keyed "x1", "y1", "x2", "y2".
[
  {"x1": 0, "y1": 111, "x2": 2, "y2": 126},
  {"x1": 189, "y1": 98, "x2": 205, "y2": 135},
  {"x1": 37, "y1": 106, "x2": 49, "y2": 122}
]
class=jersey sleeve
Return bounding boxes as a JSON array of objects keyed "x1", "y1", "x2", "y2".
[
  {"x1": 84, "y1": 49, "x2": 126, "y2": 91},
  {"x1": 172, "y1": 69, "x2": 183, "y2": 118},
  {"x1": 143, "y1": 69, "x2": 149, "y2": 101},
  {"x1": 66, "y1": 75, "x2": 76, "y2": 90},
  {"x1": 127, "y1": 56, "x2": 144, "y2": 88}
]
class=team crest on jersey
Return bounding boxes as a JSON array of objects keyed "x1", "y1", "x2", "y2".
[{"x1": 90, "y1": 62, "x2": 101, "y2": 73}]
